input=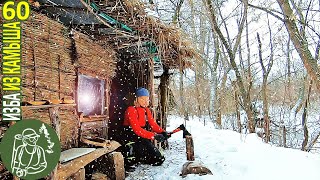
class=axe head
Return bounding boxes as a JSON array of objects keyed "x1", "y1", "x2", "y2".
[{"x1": 179, "y1": 124, "x2": 191, "y2": 138}]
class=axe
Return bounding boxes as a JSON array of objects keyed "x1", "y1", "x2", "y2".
[{"x1": 168, "y1": 124, "x2": 191, "y2": 138}]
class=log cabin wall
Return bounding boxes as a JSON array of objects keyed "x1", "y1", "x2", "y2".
[{"x1": 21, "y1": 12, "x2": 116, "y2": 150}]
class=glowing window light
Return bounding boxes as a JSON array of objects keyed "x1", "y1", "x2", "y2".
[{"x1": 77, "y1": 74, "x2": 105, "y2": 116}]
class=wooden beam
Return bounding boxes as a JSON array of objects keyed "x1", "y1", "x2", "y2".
[
  {"x1": 56, "y1": 141, "x2": 121, "y2": 179},
  {"x1": 80, "y1": 115, "x2": 107, "y2": 122},
  {"x1": 80, "y1": 137, "x2": 112, "y2": 148},
  {"x1": 21, "y1": 104, "x2": 76, "y2": 110}
]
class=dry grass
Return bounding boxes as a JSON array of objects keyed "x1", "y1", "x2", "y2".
[{"x1": 122, "y1": 0, "x2": 200, "y2": 69}]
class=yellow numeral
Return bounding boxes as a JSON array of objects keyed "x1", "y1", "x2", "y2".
[
  {"x1": 17, "y1": 1, "x2": 30, "y2": 21},
  {"x1": 3, "y1": 1, "x2": 15, "y2": 21}
]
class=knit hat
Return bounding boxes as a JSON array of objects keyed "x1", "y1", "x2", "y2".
[{"x1": 135, "y1": 87, "x2": 149, "y2": 97}]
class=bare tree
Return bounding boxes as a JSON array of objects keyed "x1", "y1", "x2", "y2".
[
  {"x1": 203, "y1": 0, "x2": 256, "y2": 132},
  {"x1": 257, "y1": 30, "x2": 273, "y2": 142},
  {"x1": 277, "y1": 0, "x2": 320, "y2": 91},
  {"x1": 303, "y1": 40, "x2": 320, "y2": 151}
]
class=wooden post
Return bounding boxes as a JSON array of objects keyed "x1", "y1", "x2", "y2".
[
  {"x1": 160, "y1": 68, "x2": 169, "y2": 129},
  {"x1": 105, "y1": 152, "x2": 125, "y2": 180},
  {"x1": 49, "y1": 107, "x2": 60, "y2": 139},
  {"x1": 186, "y1": 136, "x2": 195, "y2": 161},
  {"x1": 49, "y1": 107, "x2": 60, "y2": 179},
  {"x1": 148, "y1": 59, "x2": 155, "y2": 111},
  {"x1": 279, "y1": 122, "x2": 287, "y2": 148},
  {"x1": 70, "y1": 168, "x2": 85, "y2": 180},
  {"x1": 283, "y1": 126, "x2": 287, "y2": 148}
]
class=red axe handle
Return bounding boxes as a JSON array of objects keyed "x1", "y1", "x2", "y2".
[
  {"x1": 170, "y1": 128, "x2": 181, "y2": 134},
  {"x1": 168, "y1": 124, "x2": 191, "y2": 138}
]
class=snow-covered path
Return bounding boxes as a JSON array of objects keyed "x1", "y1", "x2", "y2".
[{"x1": 126, "y1": 116, "x2": 320, "y2": 180}]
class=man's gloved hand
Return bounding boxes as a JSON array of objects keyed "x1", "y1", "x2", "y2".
[
  {"x1": 161, "y1": 131, "x2": 171, "y2": 139},
  {"x1": 154, "y1": 134, "x2": 166, "y2": 142}
]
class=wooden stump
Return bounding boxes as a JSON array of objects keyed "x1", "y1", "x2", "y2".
[{"x1": 186, "y1": 135, "x2": 194, "y2": 161}]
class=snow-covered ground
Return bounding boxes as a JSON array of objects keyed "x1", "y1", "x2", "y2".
[{"x1": 126, "y1": 116, "x2": 320, "y2": 180}]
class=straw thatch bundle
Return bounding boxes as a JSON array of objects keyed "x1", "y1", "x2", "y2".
[
  {"x1": 89, "y1": 0, "x2": 199, "y2": 69},
  {"x1": 124, "y1": 0, "x2": 199, "y2": 68}
]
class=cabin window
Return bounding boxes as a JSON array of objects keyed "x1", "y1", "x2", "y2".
[{"x1": 77, "y1": 74, "x2": 105, "y2": 116}]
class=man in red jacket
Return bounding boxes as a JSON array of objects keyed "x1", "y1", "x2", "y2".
[{"x1": 122, "y1": 87, "x2": 170, "y2": 169}]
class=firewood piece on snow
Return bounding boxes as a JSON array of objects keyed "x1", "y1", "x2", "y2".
[{"x1": 180, "y1": 161, "x2": 213, "y2": 178}]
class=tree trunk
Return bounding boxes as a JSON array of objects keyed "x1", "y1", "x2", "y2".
[
  {"x1": 211, "y1": 34, "x2": 219, "y2": 121},
  {"x1": 262, "y1": 79, "x2": 270, "y2": 142},
  {"x1": 307, "y1": 131, "x2": 320, "y2": 152},
  {"x1": 277, "y1": 0, "x2": 320, "y2": 92},
  {"x1": 301, "y1": 79, "x2": 312, "y2": 151},
  {"x1": 235, "y1": 86, "x2": 241, "y2": 133},
  {"x1": 203, "y1": 0, "x2": 255, "y2": 132},
  {"x1": 172, "y1": 0, "x2": 188, "y2": 121},
  {"x1": 180, "y1": 68, "x2": 189, "y2": 121},
  {"x1": 257, "y1": 15, "x2": 274, "y2": 142},
  {"x1": 216, "y1": 55, "x2": 228, "y2": 127},
  {"x1": 286, "y1": 36, "x2": 292, "y2": 105},
  {"x1": 172, "y1": 0, "x2": 185, "y2": 25}
]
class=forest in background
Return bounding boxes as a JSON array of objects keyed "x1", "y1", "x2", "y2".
[{"x1": 145, "y1": 0, "x2": 320, "y2": 152}]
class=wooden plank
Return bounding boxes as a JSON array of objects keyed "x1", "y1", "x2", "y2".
[
  {"x1": 186, "y1": 135, "x2": 195, "y2": 161},
  {"x1": 80, "y1": 116, "x2": 107, "y2": 122},
  {"x1": 56, "y1": 141, "x2": 121, "y2": 179},
  {"x1": 60, "y1": 148, "x2": 96, "y2": 163},
  {"x1": 105, "y1": 152, "x2": 125, "y2": 180},
  {"x1": 80, "y1": 137, "x2": 111, "y2": 148},
  {"x1": 22, "y1": 104, "x2": 76, "y2": 110}
]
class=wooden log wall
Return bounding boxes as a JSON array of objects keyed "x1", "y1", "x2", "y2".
[{"x1": 20, "y1": 12, "x2": 117, "y2": 149}]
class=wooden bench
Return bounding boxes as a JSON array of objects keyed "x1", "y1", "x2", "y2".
[
  {"x1": 48, "y1": 109, "x2": 125, "y2": 179},
  {"x1": 55, "y1": 140, "x2": 122, "y2": 179}
]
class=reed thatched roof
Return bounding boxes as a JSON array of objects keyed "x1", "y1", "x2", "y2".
[{"x1": 32, "y1": 0, "x2": 199, "y2": 69}]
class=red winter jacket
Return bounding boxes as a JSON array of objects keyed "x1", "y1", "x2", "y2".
[{"x1": 123, "y1": 106, "x2": 164, "y2": 140}]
